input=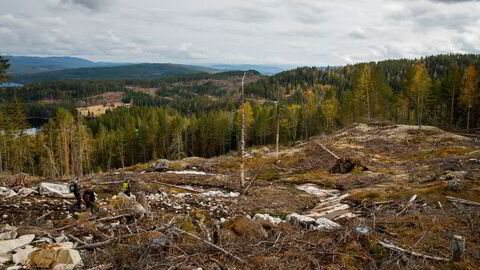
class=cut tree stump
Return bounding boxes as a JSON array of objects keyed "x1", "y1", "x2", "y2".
[
  {"x1": 329, "y1": 156, "x2": 368, "y2": 174},
  {"x1": 314, "y1": 142, "x2": 367, "y2": 174},
  {"x1": 452, "y1": 235, "x2": 465, "y2": 261}
]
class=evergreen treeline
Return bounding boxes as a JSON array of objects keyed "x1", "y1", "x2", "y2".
[
  {"x1": 0, "y1": 54, "x2": 479, "y2": 177},
  {"x1": 246, "y1": 54, "x2": 480, "y2": 129}
]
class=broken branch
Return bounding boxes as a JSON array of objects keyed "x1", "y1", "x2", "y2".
[
  {"x1": 447, "y1": 196, "x2": 480, "y2": 207},
  {"x1": 378, "y1": 241, "x2": 449, "y2": 262},
  {"x1": 315, "y1": 142, "x2": 340, "y2": 160},
  {"x1": 152, "y1": 181, "x2": 201, "y2": 193}
]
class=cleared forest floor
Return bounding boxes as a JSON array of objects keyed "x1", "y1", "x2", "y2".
[{"x1": 1, "y1": 123, "x2": 480, "y2": 269}]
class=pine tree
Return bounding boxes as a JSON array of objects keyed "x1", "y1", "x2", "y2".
[
  {"x1": 449, "y1": 63, "x2": 461, "y2": 126},
  {"x1": 0, "y1": 56, "x2": 10, "y2": 82}
]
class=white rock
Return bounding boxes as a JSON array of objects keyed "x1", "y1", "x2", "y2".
[
  {"x1": 286, "y1": 213, "x2": 316, "y2": 227},
  {"x1": 253, "y1": 214, "x2": 284, "y2": 225},
  {"x1": 0, "y1": 234, "x2": 35, "y2": 254},
  {"x1": 13, "y1": 245, "x2": 38, "y2": 265},
  {"x1": 82, "y1": 236, "x2": 93, "y2": 243},
  {"x1": 314, "y1": 218, "x2": 341, "y2": 231},
  {"x1": 174, "y1": 193, "x2": 191, "y2": 198},
  {"x1": 296, "y1": 184, "x2": 339, "y2": 198},
  {"x1": 17, "y1": 188, "x2": 35, "y2": 196},
  {"x1": 34, "y1": 237, "x2": 54, "y2": 244},
  {"x1": 6, "y1": 266, "x2": 23, "y2": 270},
  {"x1": 0, "y1": 253, "x2": 12, "y2": 264},
  {"x1": 0, "y1": 187, "x2": 16, "y2": 197},
  {"x1": 165, "y1": 170, "x2": 207, "y2": 175},
  {"x1": 55, "y1": 234, "x2": 69, "y2": 243},
  {"x1": 38, "y1": 183, "x2": 74, "y2": 198},
  {"x1": 202, "y1": 191, "x2": 240, "y2": 198}
]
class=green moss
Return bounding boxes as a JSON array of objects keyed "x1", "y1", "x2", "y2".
[
  {"x1": 178, "y1": 216, "x2": 198, "y2": 233},
  {"x1": 369, "y1": 244, "x2": 390, "y2": 261},
  {"x1": 257, "y1": 169, "x2": 280, "y2": 181}
]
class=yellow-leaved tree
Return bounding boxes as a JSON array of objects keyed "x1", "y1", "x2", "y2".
[{"x1": 460, "y1": 65, "x2": 478, "y2": 130}]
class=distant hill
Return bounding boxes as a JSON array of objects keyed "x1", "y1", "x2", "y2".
[
  {"x1": 6, "y1": 56, "x2": 125, "y2": 74},
  {"x1": 13, "y1": 63, "x2": 219, "y2": 83},
  {"x1": 205, "y1": 64, "x2": 289, "y2": 75}
]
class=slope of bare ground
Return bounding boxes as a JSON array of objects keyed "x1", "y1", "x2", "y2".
[{"x1": 1, "y1": 123, "x2": 480, "y2": 269}]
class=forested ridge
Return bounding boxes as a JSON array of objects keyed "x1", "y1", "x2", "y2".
[{"x1": 0, "y1": 54, "x2": 479, "y2": 177}]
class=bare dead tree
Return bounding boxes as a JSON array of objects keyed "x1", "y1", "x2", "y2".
[
  {"x1": 275, "y1": 100, "x2": 280, "y2": 163},
  {"x1": 240, "y1": 72, "x2": 246, "y2": 187}
]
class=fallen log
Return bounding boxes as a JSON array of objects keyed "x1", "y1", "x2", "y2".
[
  {"x1": 91, "y1": 214, "x2": 131, "y2": 223},
  {"x1": 152, "y1": 181, "x2": 201, "y2": 193},
  {"x1": 315, "y1": 142, "x2": 340, "y2": 160},
  {"x1": 76, "y1": 238, "x2": 114, "y2": 250},
  {"x1": 67, "y1": 234, "x2": 88, "y2": 246},
  {"x1": 373, "y1": 200, "x2": 395, "y2": 205},
  {"x1": 34, "y1": 211, "x2": 53, "y2": 222},
  {"x1": 447, "y1": 196, "x2": 480, "y2": 207},
  {"x1": 378, "y1": 241, "x2": 449, "y2": 262}
]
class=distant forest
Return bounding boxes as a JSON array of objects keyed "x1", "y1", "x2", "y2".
[{"x1": 0, "y1": 54, "x2": 479, "y2": 177}]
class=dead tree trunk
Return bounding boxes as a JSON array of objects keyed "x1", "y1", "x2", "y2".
[
  {"x1": 275, "y1": 100, "x2": 280, "y2": 164},
  {"x1": 240, "y1": 72, "x2": 246, "y2": 187},
  {"x1": 452, "y1": 235, "x2": 465, "y2": 261}
]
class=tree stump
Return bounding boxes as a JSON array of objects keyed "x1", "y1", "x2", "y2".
[
  {"x1": 452, "y1": 235, "x2": 465, "y2": 261},
  {"x1": 448, "y1": 179, "x2": 464, "y2": 191}
]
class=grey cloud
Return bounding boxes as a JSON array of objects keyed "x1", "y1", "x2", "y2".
[
  {"x1": 348, "y1": 28, "x2": 368, "y2": 39},
  {"x1": 387, "y1": 1, "x2": 480, "y2": 32},
  {"x1": 288, "y1": 4, "x2": 326, "y2": 24},
  {"x1": 430, "y1": 0, "x2": 479, "y2": 3},
  {"x1": 59, "y1": 0, "x2": 112, "y2": 11},
  {"x1": 454, "y1": 32, "x2": 480, "y2": 53},
  {"x1": 3, "y1": 0, "x2": 480, "y2": 66},
  {"x1": 199, "y1": 6, "x2": 274, "y2": 23}
]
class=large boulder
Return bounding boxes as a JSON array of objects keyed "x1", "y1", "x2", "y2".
[
  {"x1": 12, "y1": 245, "x2": 38, "y2": 265},
  {"x1": 253, "y1": 214, "x2": 284, "y2": 225},
  {"x1": 314, "y1": 218, "x2": 341, "y2": 231},
  {"x1": 0, "y1": 234, "x2": 35, "y2": 254},
  {"x1": 38, "y1": 183, "x2": 74, "y2": 199},
  {"x1": 286, "y1": 213, "x2": 316, "y2": 228},
  {"x1": 28, "y1": 243, "x2": 82, "y2": 269},
  {"x1": 0, "y1": 187, "x2": 16, "y2": 198},
  {"x1": 150, "y1": 159, "x2": 170, "y2": 172}
]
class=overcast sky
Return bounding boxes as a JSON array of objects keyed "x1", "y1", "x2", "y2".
[{"x1": 1, "y1": 0, "x2": 479, "y2": 66}]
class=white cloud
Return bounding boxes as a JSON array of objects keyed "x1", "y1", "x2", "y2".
[{"x1": 1, "y1": 0, "x2": 479, "y2": 65}]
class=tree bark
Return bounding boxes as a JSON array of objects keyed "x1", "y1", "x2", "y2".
[{"x1": 452, "y1": 235, "x2": 465, "y2": 262}]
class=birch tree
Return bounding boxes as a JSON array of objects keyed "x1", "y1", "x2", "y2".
[
  {"x1": 460, "y1": 65, "x2": 478, "y2": 130},
  {"x1": 410, "y1": 63, "x2": 432, "y2": 127}
]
